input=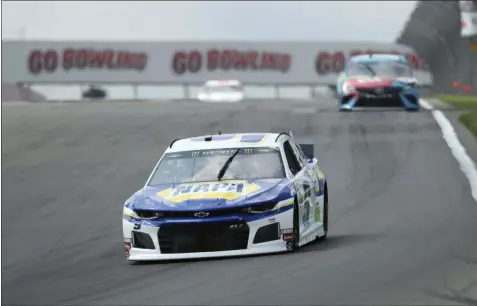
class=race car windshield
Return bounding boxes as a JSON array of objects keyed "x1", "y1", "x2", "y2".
[
  {"x1": 147, "y1": 147, "x2": 286, "y2": 185},
  {"x1": 347, "y1": 61, "x2": 413, "y2": 77}
]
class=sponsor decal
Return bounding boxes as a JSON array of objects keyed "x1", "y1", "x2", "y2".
[
  {"x1": 28, "y1": 48, "x2": 148, "y2": 75},
  {"x1": 172, "y1": 49, "x2": 291, "y2": 75},
  {"x1": 282, "y1": 233, "x2": 293, "y2": 241},
  {"x1": 269, "y1": 218, "x2": 276, "y2": 223},
  {"x1": 461, "y1": 11, "x2": 477, "y2": 37},
  {"x1": 133, "y1": 223, "x2": 141, "y2": 230},
  {"x1": 281, "y1": 228, "x2": 293, "y2": 234},
  {"x1": 170, "y1": 148, "x2": 263, "y2": 159},
  {"x1": 315, "y1": 206, "x2": 321, "y2": 222},
  {"x1": 156, "y1": 180, "x2": 261, "y2": 203},
  {"x1": 194, "y1": 212, "x2": 209, "y2": 218},
  {"x1": 315, "y1": 50, "x2": 426, "y2": 75}
]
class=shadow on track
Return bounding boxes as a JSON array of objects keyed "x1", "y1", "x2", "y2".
[
  {"x1": 340, "y1": 108, "x2": 426, "y2": 113},
  {"x1": 294, "y1": 233, "x2": 386, "y2": 254}
]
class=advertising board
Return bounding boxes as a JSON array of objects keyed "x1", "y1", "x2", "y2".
[
  {"x1": 460, "y1": 1, "x2": 477, "y2": 37},
  {"x1": 2, "y1": 41, "x2": 432, "y2": 86}
]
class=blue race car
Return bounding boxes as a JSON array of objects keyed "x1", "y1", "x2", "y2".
[
  {"x1": 336, "y1": 54, "x2": 420, "y2": 111},
  {"x1": 122, "y1": 132, "x2": 329, "y2": 261}
]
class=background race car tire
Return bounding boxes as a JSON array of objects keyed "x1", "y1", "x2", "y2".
[
  {"x1": 292, "y1": 196, "x2": 301, "y2": 250},
  {"x1": 317, "y1": 182, "x2": 328, "y2": 242},
  {"x1": 339, "y1": 108, "x2": 352, "y2": 112}
]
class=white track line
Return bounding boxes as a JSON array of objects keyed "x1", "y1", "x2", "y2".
[{"x1": 421, "y1": 99, "x2": 477, "y2": 201}]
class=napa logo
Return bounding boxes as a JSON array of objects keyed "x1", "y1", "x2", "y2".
[{"x1": 156, "y1": 180, "x2": 261, "y2": 203}]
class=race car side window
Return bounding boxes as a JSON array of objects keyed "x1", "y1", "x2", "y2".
[
  {"x1": 291, "y1": 142, "x2": 307, "y2": 166},
  {"x1": 283, "y1": 140, "x2": 302, "y2": 176}
]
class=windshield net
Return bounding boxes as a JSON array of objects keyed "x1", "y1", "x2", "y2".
[
  {"x1": 347, "y1": 61, "x2": 413, "y2": 77},
  {"x1": 148, "y1": 147, "x2": 285, "y2": 185}
]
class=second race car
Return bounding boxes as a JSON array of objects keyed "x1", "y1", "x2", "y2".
[
  {"x1": 197, "y1": 80, "x2": 245, "y2": 102},
  {"x1": 336, "y1": 54, "x2": 420, "y2": 111},
  {"x1": 123, "y1": 132, "x2": 329, "y2": 261}
]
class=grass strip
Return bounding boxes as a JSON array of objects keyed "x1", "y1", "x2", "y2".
[
  {"x1": 435, "y1": 94, "x2": 477, "y2": 109},
  {"x1": 459, "y1": 111, "x2": 477, "y2": 138}
]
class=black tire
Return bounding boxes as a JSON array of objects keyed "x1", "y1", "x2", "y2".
[
  {"x1": 292, "y1": 196, "x2": 301, "y2": 250},
  {"x1": 317, "y1": 183, "x2": 328, "y2": 242}
]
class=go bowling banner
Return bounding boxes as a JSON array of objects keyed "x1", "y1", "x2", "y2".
[{"x1": 459, "y1": 1, "x2": 477, "y2": 37}]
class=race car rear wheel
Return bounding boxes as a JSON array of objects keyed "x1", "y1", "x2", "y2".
[
  {"x1": 317, "y1": 183, "x2": 328, "y2": 242},
  {"x1": 292, "y1": 196, "x2": 300, "y2": 250}
]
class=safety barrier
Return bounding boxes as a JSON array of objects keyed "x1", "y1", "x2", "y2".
[{"x1": 397, "y1": 1, "x2": 477, "y2": 95}]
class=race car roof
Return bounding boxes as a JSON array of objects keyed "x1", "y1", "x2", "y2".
[{"x1": 166, "y1": 133, "x2": 283, "y2": 153}]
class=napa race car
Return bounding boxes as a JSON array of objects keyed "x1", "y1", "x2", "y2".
[
  {"x1": 197, "y1": 80, "x2": 245, "y2": 102},
  {"x1": 123, "y1": 132, "x2": 329, "y2": 261},
  {"x1": 336, "y1": 54, "x2": 420, "y2": 111}
]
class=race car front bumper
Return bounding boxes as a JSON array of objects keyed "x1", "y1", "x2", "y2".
[
  {"x1": 339, "y1": 87, "x2": 420, "y2": 110},
  {"x1": 123, "y1": 208, "x2": 294, "y2": 261}
]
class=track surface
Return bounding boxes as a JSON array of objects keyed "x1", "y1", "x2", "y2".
[{"x1": 2, "y1": 100, "x2": 477, "y2": 305}]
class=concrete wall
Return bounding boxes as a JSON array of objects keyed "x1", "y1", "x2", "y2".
[{"x1": 2, "y1": 82, "x2": 46, "y2": 102}]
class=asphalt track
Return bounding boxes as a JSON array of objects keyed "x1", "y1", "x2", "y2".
[{"x1": 2, "y1": 99, "x2": 477, "y2": 305}]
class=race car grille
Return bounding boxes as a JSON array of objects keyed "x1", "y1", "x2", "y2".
[
  {"x1": 355, "y1": 96, "x2": 403, "y2": 107},
  {"x1": 132, "y1": 231, "x2": 155, "y2": 249},
  {"x1": 157, "y1": 221, "x2": 250, "y2": 254},
  {"x1": 356, "y1": 86, "x2": 402, "y2": 94},
  {"x1": 253, "y1": 223, "x2": 280, "y2": 244}
]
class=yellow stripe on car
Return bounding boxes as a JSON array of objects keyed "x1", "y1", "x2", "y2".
[{"x1": 123, "y1": 207, "x2": 139, "y2": 219}]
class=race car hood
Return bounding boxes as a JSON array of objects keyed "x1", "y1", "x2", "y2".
[
  {"x1": 346, "y1": 77, "x2": 396, "y2": 88},
  {"x1": 129, "y1": 178, "x2": 293, "y2": 211}
]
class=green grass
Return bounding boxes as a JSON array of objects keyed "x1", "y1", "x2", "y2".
[
  {"x1": 435, "y1": 94, "x2": 477, "y2": 109},
  {"x1": 459, "y1": 111, "x2": 477, "y2": 138},
  {"x1": 435, "y1": 95, "x2": 477, "y2": 138}
]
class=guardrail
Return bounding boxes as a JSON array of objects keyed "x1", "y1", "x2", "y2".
[{"x1": 397, "y1": 1, "x2": 477, "y2": 95}]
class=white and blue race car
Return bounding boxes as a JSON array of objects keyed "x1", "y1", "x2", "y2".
[{"x1": 123, "y1": 132, "x2": 329, "y2": 261}]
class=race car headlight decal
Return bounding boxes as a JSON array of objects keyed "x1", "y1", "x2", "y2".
[
  {"x1": 342, "y1": 83, "x2": 356, "y2": 94},
  {"x1": 134, "y1": 210, "x2": 164, "y2": 219},
  {"x1": 242, "y1": 202, "x2": 277, "y2": 213}
]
